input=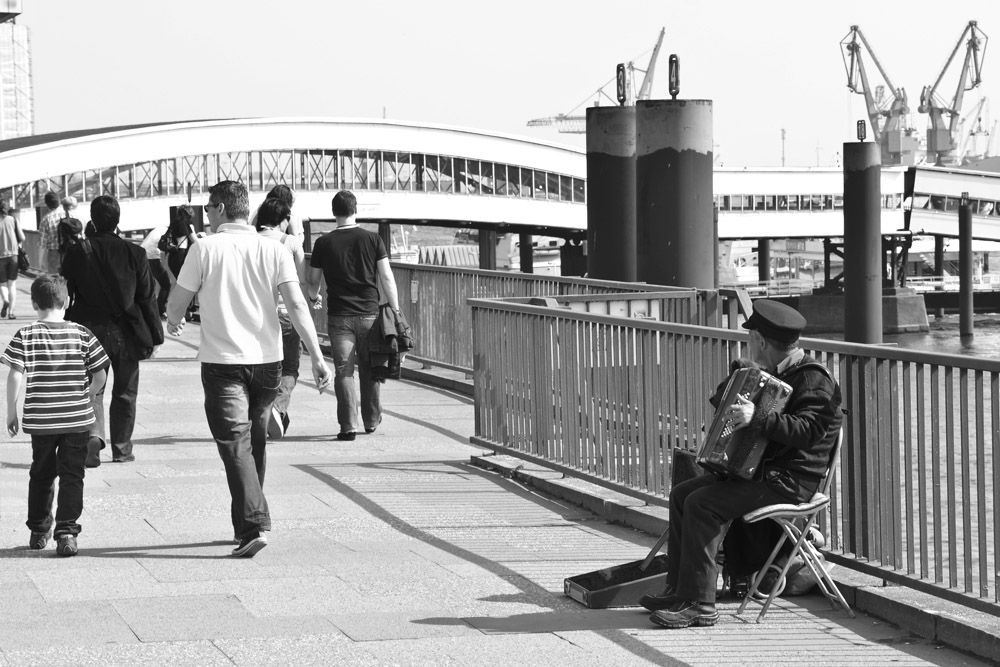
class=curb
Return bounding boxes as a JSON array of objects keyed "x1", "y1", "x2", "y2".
[{"x1": 467, "y1": 451, "x2": 1000, "y2": 665}]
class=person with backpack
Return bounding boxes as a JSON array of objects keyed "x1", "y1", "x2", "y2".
[
  {"x1": 0, "y1": 201, "x2": 25, "y2": 319},
  {"x1": 38, "y1": 192, "x2": 63, "y2": 274},
  {"x1": 61, "y1": 196, "x2": 164, "y2": 466}
]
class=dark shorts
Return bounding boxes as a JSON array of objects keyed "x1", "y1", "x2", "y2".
[{"x1": 0, "y1": 255, "x2": 17, "y2": 281}]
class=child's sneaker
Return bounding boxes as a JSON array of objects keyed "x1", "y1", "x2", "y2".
[
  {"x1": 29, "y1": 530, "x2": 51, "y2": 550},
  {"x1": 56, "y1": 535, "x2": 78, "y2": 557}
]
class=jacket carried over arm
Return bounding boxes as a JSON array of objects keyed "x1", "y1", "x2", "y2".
[{"x1": 368, "y1": 305, "x2": 414, "y2": 381}]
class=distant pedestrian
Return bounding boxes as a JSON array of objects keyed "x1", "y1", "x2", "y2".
[
  {"x1": 139, "y1": 223, "x2": 171, "y2": 318},
  {"x1": 165, "y1": 180, "x2": 331, "y2": 557},
  {"x1": 255, "y1": 197, "x2": 306, "y2": 438},
  {"x1": 61, "y1": 195, "x2": 164, "y2": 467},
  {"x1": 251, "y1": 185, "x2": 307, "y2": 237},
  {"x1": 160, "y1": 204, "x2": 199, "y2": 282},
  {"x1": 306, "y1": 190, "x2": 401, "y2": 440},
  {"x1": 56, "y1": 196, "x2": 84, "y2": 267},
  {"x1": 38, "y1": 192, "x2": 63, "y2": 274},
  {"x1": 0, "y1": 200, "x2": 25, "y2": 319},
  {"x1": 3, "y1": 275, "x2": 110, "y2": 557}
]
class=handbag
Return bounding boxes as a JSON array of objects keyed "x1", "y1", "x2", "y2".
[
  {"x1": 79, "y1": 240, "x2": 157, "y2": 359},
  {"x1": 17, "y1": 247, "x2": 29, "y2": 273}
]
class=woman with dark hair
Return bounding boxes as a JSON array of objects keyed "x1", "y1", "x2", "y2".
[
  {"x1": 252, "y1": 185, "x2": 306, "y2": 237},
  {"x1": 162, "y1": 204, "x2": 199, "y2": 280},
  {"x1": 0, "y1": 201, "x2": 25, "y2": 318},
  {"x1": 255, "y1": 197, "x2": 306, "y2": 438}
]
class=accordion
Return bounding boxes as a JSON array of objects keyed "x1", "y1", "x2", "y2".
[{"x1": 697, "y1": 367, "x2": 792, "y2": 480}]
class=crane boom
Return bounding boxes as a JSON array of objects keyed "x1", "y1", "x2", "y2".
[
  {"x1": 636, "y1": 28, "x2": 665, "y2": 101},
  {"x1": 527, "y1": 28, "x2": 665, "y2": 134},
  {"x1": 840, "y1": 25, "x2": 914, "y2": 165},
  {"x1": 918, "y1": 20, "x2": 989, "y2": 165}
]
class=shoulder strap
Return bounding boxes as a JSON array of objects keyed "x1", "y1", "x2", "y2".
[{"x1": 779, "y1": 360, "x2": 834, "y2": 383}]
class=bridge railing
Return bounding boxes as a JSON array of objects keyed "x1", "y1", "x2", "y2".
[
  {"x1": 380, "y1": 263, "x2": 749, "y2": 374},
  {"x1": 468, "y1": 295, "x2": 1000, "y2": 615}
]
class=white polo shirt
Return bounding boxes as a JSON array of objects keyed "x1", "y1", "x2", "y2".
[{"x1": 176, "y1": 222, "x2": 298, "y2": 364}]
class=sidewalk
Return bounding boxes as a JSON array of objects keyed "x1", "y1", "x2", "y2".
[{"x1": 0, "y1": 285, "x2": 993, "y2": 666}]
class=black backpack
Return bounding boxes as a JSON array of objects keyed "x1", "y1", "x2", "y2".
[{"x1": 57, "y1": 217, "x2": 84, "y2": 254}]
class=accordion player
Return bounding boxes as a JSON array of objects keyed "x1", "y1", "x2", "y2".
[{"x1": 697, "y1": 365, "x2": 792, "y2": 480}]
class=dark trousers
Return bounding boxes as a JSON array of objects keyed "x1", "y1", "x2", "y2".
[
  {"x1": 84, "y1": 321, "x2": 140, "y2": 463},
  {"x1": 26, "y1": 432, "x2": 89, "y2": 537},
  {"x1": 666, "y1": 473, "x2": 788, "y2": 604},
  {"x1": 149, "y1": 258, "x2": 170, "y2": 316},
  {"x1": 201, "y1": 361, "x2": 280, "y2": 539},
  {"x1": 271, "y1": 312, "x2": 302, "y2": 418}
]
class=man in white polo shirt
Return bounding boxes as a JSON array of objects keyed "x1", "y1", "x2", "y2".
[{"x1": 164, "y1": 180, "x2": 331, "y2": 558}]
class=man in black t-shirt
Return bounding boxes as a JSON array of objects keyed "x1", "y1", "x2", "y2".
[{"x1": 306, "y1": 191, "x2": 401, "y2": 441}]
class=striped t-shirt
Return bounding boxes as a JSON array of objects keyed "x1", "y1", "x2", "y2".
[{"x1": 1, "y1": 321, "x2": 110, "y2": 434}]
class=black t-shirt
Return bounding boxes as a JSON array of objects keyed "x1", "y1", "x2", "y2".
[{"x1": 310, "y1": 227, "x2": 387, "y2": 316}]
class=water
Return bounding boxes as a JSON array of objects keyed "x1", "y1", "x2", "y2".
[{"x1": 816, "y1": 314, "x2": 1000, "y2": 358}]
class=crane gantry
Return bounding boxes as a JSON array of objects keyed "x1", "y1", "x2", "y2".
[
  {"x1": 918, "y1": 20, "x2": 989, "y2": 165},
  {"x1": 840, "y1": 25, "x2": 919, "y2": 165}
]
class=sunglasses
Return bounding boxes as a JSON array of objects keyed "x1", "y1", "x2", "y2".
[{"x1": 203, "y1": 202, "x2": 220, "y2": 213}]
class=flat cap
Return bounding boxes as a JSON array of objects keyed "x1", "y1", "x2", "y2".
[{"x1": 742, "y1": 299, "x2": 806, "y2": 343}]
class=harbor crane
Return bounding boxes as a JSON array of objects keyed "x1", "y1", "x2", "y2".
[
  {"x1": 918, "y1": 20, "x2": 989, "y2": 165},
  {"x1": 527, "y1": 28, "x2": 665, "y2": 134},
  {"x1": 840, "y1": 25, "x2": 918, "y2": 165}
]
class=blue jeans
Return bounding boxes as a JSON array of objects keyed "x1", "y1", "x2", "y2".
[
  {"x1": 272, "y1": 312, "x2": 301, "y2": 417},
  {"x1": 328, "y1": 314, "x2": 380, "y2": 433},
  {"x1": 26, "y1": 432, "x2": 89, "y2": 537},
  {"x1": 84, "y1": 321, "x2": 140, "y2": 462},
  {"x1": 201, "y1": 361, "x2": 280, "y2": 539}
]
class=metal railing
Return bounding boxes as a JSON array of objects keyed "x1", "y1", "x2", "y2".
[
  {"x1": 468, "y1": 295, "x2": 1000, "y2": 615},
  {"x1": 386, "y1": 263, "x2": 748, "y2": 374}
]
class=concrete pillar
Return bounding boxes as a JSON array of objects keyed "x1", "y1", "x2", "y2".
[
  {"x1": 757, "y1": 238, "x2": 771, "y2": 284},
  {"x1": 377, "y1": 222, "x2": 391, "y2": 258},
  {"x1": 636, "y1": 99, "x2": 714, "y2": 288},
  {"x1": 934, "y1": 235, "x2": 945, "y2": 319},
  {"x1": 479, "y1": 229, "x2": 497, "y2": 270},
  {"x1": 519, "y1": 232, "x2": 534, "y2": 274},
  {"x1": 585, "y1": 107, "x2": 636, "y2": 281},
  {"x1": 959, "y1": 195, "x2": 973, "y2": 336},
  {"x1": 560, "y1": 239, "x2": 587, "y2": 277},
  {"x1": 843, "y1": 142, "x2": 882, "y2": 344}
]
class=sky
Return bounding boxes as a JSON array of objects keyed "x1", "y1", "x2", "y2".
[{"x1": 16, "y1": 0, "x2": 1000, "y2": 168}]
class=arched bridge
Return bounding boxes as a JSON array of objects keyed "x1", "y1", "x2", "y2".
[{"x1": 0, "y1": 117, "x2": 587, "y2": 235}]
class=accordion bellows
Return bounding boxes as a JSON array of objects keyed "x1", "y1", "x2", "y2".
[{"x1": 698, "y1": 367, "x2": 792, "y2": 480}]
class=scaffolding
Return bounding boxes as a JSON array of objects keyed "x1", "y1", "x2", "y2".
[{"x1": 0, "y1": 2, "x2": 32, "y2": 140}]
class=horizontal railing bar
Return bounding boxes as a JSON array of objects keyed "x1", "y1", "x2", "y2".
[{"x1": 470, "y1": 435, "x2": 671, "y2": 509}]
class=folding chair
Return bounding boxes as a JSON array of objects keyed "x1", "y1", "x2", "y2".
[{"x1": 736, "y1": 428, "x2": 854, "y2": 622}]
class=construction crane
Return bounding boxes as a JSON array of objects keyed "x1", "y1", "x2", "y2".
[
  {"x1": 918, "y1": 20, "x2": 989, "y2": 165},
  {"x1": 840, "y1": 25, "x2": 918, "y2": 165},
  {"x1": 527, "y1": 28, "x2": 665, "y2": 134},
  {"x1": 957, "y1": 96, "x2": 994, "y2": 163}
]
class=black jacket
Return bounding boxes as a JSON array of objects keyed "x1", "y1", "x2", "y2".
[
  {"x1": 368, "y1": 305, "x2": 414, "y2": 381},
  {"x1": 710, "y1": 353, "x2": 842, "y2": 500},
  {"x1": 62, "y1": 231, "x2": 164, "y2": 351}
]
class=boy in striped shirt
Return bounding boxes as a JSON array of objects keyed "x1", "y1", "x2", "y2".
[{"x1": 3, "y1": 275, "x2": 109, "y2": 556}]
